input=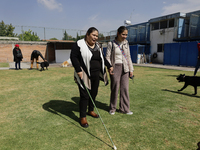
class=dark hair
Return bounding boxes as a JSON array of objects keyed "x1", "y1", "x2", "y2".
[
  {"x1": 85, "y1": 27, "x2": 99, "y2": 40},
  {"x1": 116, "y1": 26, "x2": 128, "y2": 39}
]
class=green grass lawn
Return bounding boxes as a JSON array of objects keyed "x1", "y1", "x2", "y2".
[
  {"x1": 0, "y1": 66, "x2": 200, "y2": 150},
  {"x1": 0, "y1": 62, "x2": 9, "y2": 67}
]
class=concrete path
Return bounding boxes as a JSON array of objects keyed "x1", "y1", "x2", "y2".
[
  {"x1": 133, "y1": 63, "x2": 195, "y2": 72},
  {"x1": 0, "y1": 62, "x2": 62, "y2": 70},
  {"x1": 9, "y1": 62, "x2": 31, "y2": 69}
]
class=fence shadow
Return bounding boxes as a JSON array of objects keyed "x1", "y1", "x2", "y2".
[
  {"x1": 165, "y1": 75, "x2": 179, "y2": 77},
  {"x1": 42, "y1": 99, "x2": 112, "y2": 148},
  {"x1": 162, "y1": 89, "x2": 200, "y2": 98}
]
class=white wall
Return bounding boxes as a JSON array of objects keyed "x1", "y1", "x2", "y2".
[
  {"x1": 150, "y1": 28, "x2": 175, "y2": 63},
  {"x1": 55, "y1": 49, "x2": 71, "y2": 63}
]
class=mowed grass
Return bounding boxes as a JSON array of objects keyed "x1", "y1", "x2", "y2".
[
  {"x1": 0, "y1": 62, "x2": 9, "y2": 67},
  {"x1": 0, "y1": 66, "x2": 200, "y2": 150}
]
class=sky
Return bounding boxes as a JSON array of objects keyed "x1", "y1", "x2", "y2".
[{"x1": 1, "y1": 0, "x2": 200, "y2": 39}]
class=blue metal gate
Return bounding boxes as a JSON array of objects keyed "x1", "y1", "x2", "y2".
[{"x1": 164, "y1": 41, "x2": 198, "y2": 67}]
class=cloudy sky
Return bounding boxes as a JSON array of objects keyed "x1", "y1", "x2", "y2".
[{"x1": 1, "y1": 0, "x2": 200, "y2": 39}]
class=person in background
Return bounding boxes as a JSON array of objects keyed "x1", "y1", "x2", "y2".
[
  {"x1": 13, "y1": 44, "x2": 23, "y2": 70},
  {"x1": 70, "y1": 27, "x2": 113, "y2": 128},
  {"x1": 106, "y1": 26, "x2": 134, "y2": 115},
  {"x1": 29, "y1": 50, "x2": 46, "y2": 70},
  {"x1": 194, "y1": 43, "x2": 200, "y2": 76}
]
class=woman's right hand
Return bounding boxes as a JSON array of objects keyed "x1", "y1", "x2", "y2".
[
  {"x1": 109, "y1": 67, "x2": 114, "y2": 75},
  {"x1": 77, "y1": 71, "x2": 83, "y2": 79}
]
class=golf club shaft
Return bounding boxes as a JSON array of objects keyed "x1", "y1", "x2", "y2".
[{"x1": 81, "y1": 79, "x2": 116, "y2": 148}]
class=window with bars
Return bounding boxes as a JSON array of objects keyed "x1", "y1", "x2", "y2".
[{"x1": 157, "y1": 44, "x2": 164, "y2": 52}]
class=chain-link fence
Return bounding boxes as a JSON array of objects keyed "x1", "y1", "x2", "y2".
[{"x1": 13, "y1": 25, "x2": 110, "y2": 41}]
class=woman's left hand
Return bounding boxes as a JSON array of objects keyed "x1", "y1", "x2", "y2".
[{"x1": 129, "y1": 72, "x2": 133, "y2": 78}]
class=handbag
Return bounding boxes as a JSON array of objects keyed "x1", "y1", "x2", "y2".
[{"x1": 16, "y1": 51, "x2": 22, "y2": 58}]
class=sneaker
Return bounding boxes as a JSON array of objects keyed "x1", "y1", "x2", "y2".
[
  {"x1": 126, "y1": 111, "x2": 133, "y2": 115},
  {"x1": 119, "y1": 110, "x2": 133, "y2": 115},
  {"x1": 28, "y1": 68, "x2": 33, "y2": 70},
  {"x1": 109, "y1": 110, "x2": 115, "y2": 115}
]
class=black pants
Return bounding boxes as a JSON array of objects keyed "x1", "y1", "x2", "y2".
[
  {"x1": 78, "y1": 75, "x2": 100, "y2": 118},
  {"x1": 194, "y1": 59, "x2": 200, "y2": 76},
  {"x1": 15, "y1": 61, "x2": 21, "y2": 69}
]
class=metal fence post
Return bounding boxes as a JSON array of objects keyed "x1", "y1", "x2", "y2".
[
  {"x1": 21, "y1": 26, "x2": 24, "y2": 41},
  {"x1": 44, "y1": 27, "x2": 46, "y2": 40}
]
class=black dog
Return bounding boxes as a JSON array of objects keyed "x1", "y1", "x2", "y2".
[
  {"x1": 37, "y1": 61, "x2": 49, "y2": 71},
  {"x1": 176, "y1": 74, "x2": 200, "y2": 95},
  {"x1": 197, "y1": 141, "x2": 200, "y2": 150}
]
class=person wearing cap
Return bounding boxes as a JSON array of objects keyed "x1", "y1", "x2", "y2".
[
  {"x1": 29, "y1": 50, "x2": 46, "y2": 70},
  {"x1": 194, "y1": 43, "x2": 200, "y2": 76},
  {"x1": 13, "y1": 44, "x2": 23, "y2": 70}
]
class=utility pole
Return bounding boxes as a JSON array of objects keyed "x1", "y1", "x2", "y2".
[{"x1": 21, "y1": 26, "x2": 24, "y2": 41}]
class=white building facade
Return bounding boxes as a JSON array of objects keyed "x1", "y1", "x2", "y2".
[{"x1": 112, "y1": 10, "x2": 200, "y2": 65}]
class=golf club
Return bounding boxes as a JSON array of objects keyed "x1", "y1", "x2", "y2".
[
  {"x1": 81, "y1": 79, "x2": 117, "y2": 150},
  {"x1": 130, "y1": 75, "x2": 134, "y2": 83}
]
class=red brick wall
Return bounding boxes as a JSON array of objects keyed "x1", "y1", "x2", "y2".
[
  {"x1": 0, "y1": 44, "x2": 11, "y2": 62},
  {"x1": 0, "y1": 42, "x2": 47, "y2": 63},
  {"x1": 0, "y1": 41, "x2": 75, "y2": 63}
]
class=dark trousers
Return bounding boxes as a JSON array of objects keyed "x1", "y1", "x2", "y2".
[
  {"x1": 15, "y1": 61, "x2": 21, "y2": 69},
  {"x1": 78, "y1": 76, "x2": 100, "y2": 118},
  {"x1": 194, "y1": 59, "x2": 200, "y2": 76}
]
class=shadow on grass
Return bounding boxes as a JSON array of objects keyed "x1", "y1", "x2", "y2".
[
  {"x1": 96, "y1": 101, "x2": 109, "y2": 112},
  {"x1": 162, "y1": 89, "x2": 200, "y2": 98},
  {"x1": 71, "y1": 97, "x2": 109, "y2": 112},
  {"x1": 42, "y1": 99, "x2": 112, "y2": 149},
  {"x1": 43, "y1": 100, "x2": 79, "y2": 122}
]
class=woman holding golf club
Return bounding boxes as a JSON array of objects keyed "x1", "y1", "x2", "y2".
[
  {"x1": 70, "y1": 27, "x2": 113, "y2": 128},
  {"x1": 106, "y1": 26, "x2": 134, "y2": 115}
]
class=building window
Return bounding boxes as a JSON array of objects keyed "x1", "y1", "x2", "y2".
[
  {"x1": 169, "y1": 19, "x2": 174, "y2": 28},
  {"x1": 151, "y1": 18, "x2": 175, "y2": 30},
  {"x1": 160, "y1": 20, "x2": 168, "y2": 29},
  {"x1": 157, "y1": 44, "x2": 164, "y2": 52},
  {"x1": 152, "y1": 22, "x2": 159, "y2": 30}
]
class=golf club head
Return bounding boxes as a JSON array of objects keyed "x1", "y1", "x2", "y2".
[
  {"x1": 113, "y1": 145, "x2": 117, "y2": 150},
  {"x1": 130, "y1": 75, "x2": 134, "y2": 83},
  {"x1": 130, "y1": 74, "x2": 134, "y2": 79}
]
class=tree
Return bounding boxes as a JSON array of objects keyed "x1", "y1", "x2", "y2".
[
  {"x1": 62, "y1": 30, "x2": 68, "y2": 40},
  {"x1": 98, "y1": 33, "x2": 104, "y2": 38},
  {"x1": 49, "y1": 37, "x2": 58, "y2": 40},
  {"x1": 18, "y1": 29, "x2": 40, "y2": 41},
  {"x1": 0, "y1": 20, "x2": 16, "y2": 37},
  {"x1": 76, "y1": 32, "x2": 80, "y2": 41},
  {"x1": 62, "y1": 30, "x2": 78, "y2": 41},
  {"x1": 75, "y1": 32, "x2": 84, "y2": 41}
]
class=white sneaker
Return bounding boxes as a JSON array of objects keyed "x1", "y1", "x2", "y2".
[
  {"x1": 126, "y1": 111, "x2": 133, "y2": 115},
  {"x1": 109, "y1": 110, "x2": 115, "y2": 115}
]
